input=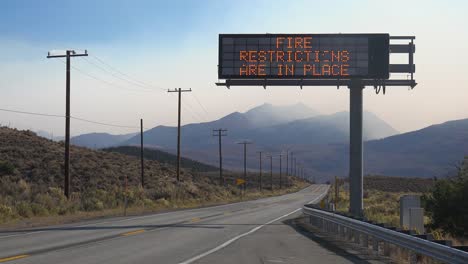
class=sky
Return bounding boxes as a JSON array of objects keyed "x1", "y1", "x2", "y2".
[{"x1": 0, "y1": 0, "x2": 467, "y2": 137}]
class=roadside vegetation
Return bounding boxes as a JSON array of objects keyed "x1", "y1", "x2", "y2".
[
  {"x1": 423, "y1": 156, "x2": 468, "y2": 239},
  {"x1": 0, "y1": 127, "x2": 307, "y2": 227},
  {"x1": 330, "y1": 160, "x2": 467, "y2": 244},
  {"x1": 332, "y1": 176, "x2": 432, "y2": 227}
]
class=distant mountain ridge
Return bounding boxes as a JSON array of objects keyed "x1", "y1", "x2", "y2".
[
  {"x1": 243, "y1": 103, "x2": 319, "y2": 127},
  {"x1": 68, "y1": 104, "x2": 467, "y2": 180},
  {"x1": 122, "y1": 103, "x2": 396, "y2": 148},
  {"x1": 295, "y1": 118, "x2": 468, "y2": 180},
  {"x1": 71, "y1": 132, "x2": 137, "y2": 149}
]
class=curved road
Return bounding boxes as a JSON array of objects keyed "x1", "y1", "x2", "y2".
[{"x1": 0, "y1": 185, "x2": 365, "y2": 264}]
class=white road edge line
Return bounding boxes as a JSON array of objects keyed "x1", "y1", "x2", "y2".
[
  {"x1": 179, "y1": 192, "x2": 325, "y2": 264},
  {"x1": 178, "y1": 208, "x2": 302, "y2": 264}
]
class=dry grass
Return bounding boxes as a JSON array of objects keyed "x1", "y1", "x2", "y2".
[{"x1": 0, "y1": 127, "x2": 308, "y2": 228}]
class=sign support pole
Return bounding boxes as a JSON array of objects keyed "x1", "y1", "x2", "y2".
[{"x1": 349, "y1": 79, "x2": 364, "y2": 217}]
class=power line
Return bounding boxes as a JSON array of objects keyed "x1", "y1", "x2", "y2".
[
  {"x1": 81, "y1": 57, "x2": 158, "y2": 92},
  {"x1": 181, "y1": 100, "x2": 206, "y2": 123},
  {"x1": 71, "y1": 116, "x2": 141, "y2": 129},
  {"x1": 0, "y1": 108, "x2": 64, "y2": 118},
  {"x1": 72, "y1": 56, "x2": 209, "y2": 124},
  {"x1": 89, "y1": 55, "x2": 210, "y2": 122},
  {"x1": 74, "y1": 59, "x2": 208, "y2": 124},
  {"x1": 90, "y1": 55, "x2": 166, "y2": 92},
  {"x1": 191, "y1": 93, "x2": 210, "y2": 118},
  {"x1": 0, "y1": 108, "x2": 144, "y2": 129},
  {"x1": 57, "y1": 59, "x2": 151, "y2": 93}
]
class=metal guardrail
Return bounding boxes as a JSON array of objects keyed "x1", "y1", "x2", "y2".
[{"x1": 302, "y1": 206, "x2": 468, "y2": 264}]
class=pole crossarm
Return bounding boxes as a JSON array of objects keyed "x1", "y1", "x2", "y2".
[{"x1": 47, "y1": 50, "x2": 88, "y2": 59}]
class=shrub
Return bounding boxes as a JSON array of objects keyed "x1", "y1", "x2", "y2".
[
  {"x1": 0, "y1": 204, "x2": 15, "y2": 221},
  {"x1": 30, "y1": 203, "x2": 49, "y2": 216},
  {"x1": 424, "y1": 157, "x2": 468, "y2": 237},
  {"x1": 0, "y1": 161, "x2": 15, "y2": 176},
  {"x1": 16, "y1": 202, "x2": 33, "y2": 217}
]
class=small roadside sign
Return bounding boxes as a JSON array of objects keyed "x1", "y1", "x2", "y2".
[
  {"x1": 320, "y1": 200, "x2": 325, "y2": 209},
  {"x1": 236, "y1": 178, "x2": 246, "y2": 186}
]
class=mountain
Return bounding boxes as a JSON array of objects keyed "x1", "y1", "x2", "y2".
[
  {"x1": 297, "y1": 118, "x2": 468, "y2": 180},
  {"x1": 123, "y1": 103, "x2": 320, "y2": 149},
  {"x1": 69, "y1": 103, "x2": 399, "y2": 176},
  {"x1": 243, "y1": 103, "x2": 319, "y2": 128},
  {"x1": 71, "y1": 132, "x2": 137, "y2": 149},
  {"x1": 234, "y1": 110, "x2": 398, "y2": 146},
  {"x1": 364, "y1": 118, "x2": 468, "y2": 177},
  {"x1": 124, "y1": 104, "x2": 395, "y2": 150},
  {"x1": 103, "y1": 146, "x2": 218, "y2": 172}
]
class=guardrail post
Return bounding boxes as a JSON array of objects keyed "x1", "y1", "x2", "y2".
[
  {"x1": 409, "y1": 252, "x2": 418, "y2": 264},
  {"x1": 383, "y1": 242, "x2": 391, "y2": 256},
  {"x1": 372, "y1": 238, "x2": 379, "y2": 255},
  {"x1": 340, "y1": 225, "x2": 345, "y2": 238},
  {"x1": 362, "y1": 234, "x2": 369, "y2": 248},
  {"x1": 354, "y1": 231, "x2": 360, "y2": 244},
  {"x1": 347, "y1": 227, "x2": 353, "y2": 241}
]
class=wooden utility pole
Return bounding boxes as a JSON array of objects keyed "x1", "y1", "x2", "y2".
[
  {"x1": 238, "y1": 141, "x2": 252, "y2": 191},
  {"x1": 335, "y1": 176, "x2": 339, "y2": 203},
  {"x1": 290, "y1": 152, "x2": 294, "y2": 176},
  {"x1": 268, "y1": 155, "x2": 273, "y2": 190},
  {"x1": 140, "y1": 118, "x2": 144, "y2": 188},
  {"x1": 294, "y1": 159, "x2": 297, "y2": 178},
  {"x1": 47, "y1": 49, "x2": 88, "y2": 199},
  {"x1": 257, "y1": 151, "x2": 263, "y2": 190},
  {"x1": 168, "y1": 88, "x2": 192, "y2": 181},
  {"x1": 213, "y1": 129, "x2": 227, "y2": 185},
  {"x1": 279, "y1": 153, "x2": 283, "y2": 189}
]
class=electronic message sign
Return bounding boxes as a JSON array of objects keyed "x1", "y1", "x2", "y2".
[{"x1": 218, "y1": 34, "x2": 389, "y2": 80}]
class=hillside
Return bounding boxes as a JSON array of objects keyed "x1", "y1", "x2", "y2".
[
  {"x1": 297, "y1": 118, "x2": 468, "y2": 180},
  {"x1": 103, "y1": 146, "x2": 218, "y2": 172},
  {"x1": 0, "y1": 127, "x2": 306, "y2": 224},
  {"x1": 71, "y1": 132, "x2": 137, "y2": 149}
]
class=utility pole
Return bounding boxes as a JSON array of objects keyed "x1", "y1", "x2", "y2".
[
  {"x1": 335, "y1": 176, "x2": 339, "y2": 203},
  {"x1": 257, "y1": 151, "x2": 263, "y2": 190},
  {"x1": 294, "y1": 158, "x2": 297, "y2": 178},
  {"x1": 266, "y1": 154, "x2": 273, "y2": 191},
  {"x1": 47, "y1": 49, "x2": 88, "y2": 199},
  {"x1": 290, "y1": 152, "x2": 294, "y2": 176},
  {"x1": 168, "y1": 88, "x2": 192, "y2": 181},
  {"x1": 213, "y1": 129, "x2": 227, "y2": 185},
  {"x1": 140, "y1": 118, "x2": 144, "y2": 188},
  {"x1": 279, "y1": 153, "x2": 283, "y2": 189},
  {"x1": 238, "y1": 141, "x2": 252, "y2": 190}
]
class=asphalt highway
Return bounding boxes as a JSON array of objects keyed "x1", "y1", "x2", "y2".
[{"x1": 0, "y1": 184, "x2": 369, "y2": 264}]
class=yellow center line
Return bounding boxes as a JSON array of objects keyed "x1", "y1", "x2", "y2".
[
  {"x1": 0, "y1": 255, "x2": 29, "y2": 263},
  {"x1": 190, "y1": 217, "x2": 201, "y2": 223},
  {"x1": 120, "y1": 229, "x2": 145, "y2": 236}
]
